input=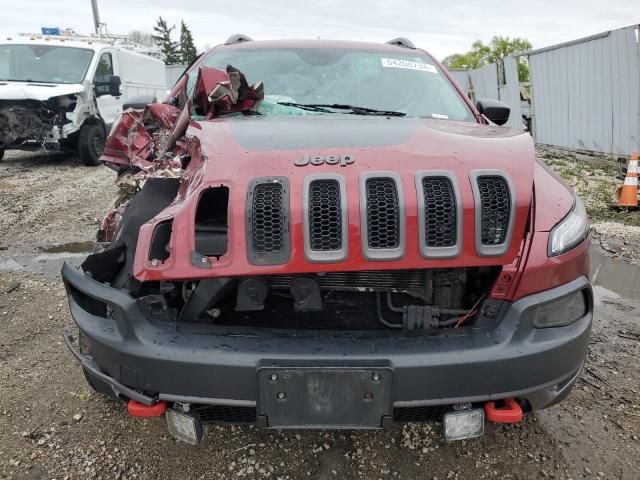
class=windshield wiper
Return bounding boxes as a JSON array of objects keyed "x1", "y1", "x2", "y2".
[
  {"x1": 277, "y1": 102, "x2": 406, "y2": 117},
  {"x1": 276, "y1": 102, "x2": 333, "y2": 113}
]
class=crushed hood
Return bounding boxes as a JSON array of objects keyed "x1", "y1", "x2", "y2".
[{"x1": 0, "y1": 81, "x2": 84, "y2": 101}]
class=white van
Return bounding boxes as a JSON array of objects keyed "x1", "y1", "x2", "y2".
[{"x1": 0, "y1": 35, "x2": 167, "y2": 165}]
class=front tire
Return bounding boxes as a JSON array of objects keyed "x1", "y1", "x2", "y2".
[{"x1": 78, "y1": 124, "x2": 106, "y2": 166}]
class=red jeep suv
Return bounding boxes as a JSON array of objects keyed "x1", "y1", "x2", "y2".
[{"x1": 62, "y1": 36, "x2": 592, "y2": 444}]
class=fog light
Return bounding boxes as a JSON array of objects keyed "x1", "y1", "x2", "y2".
[
  {"x1": 443, "y1": 409, "x2": 484, "y2": 441},
  {"x1": 531, "y1": 290, "x2": 588, "y2": 328},
  {"x1": 165, "y1": 409, "x2": 204, "y2": 445}
]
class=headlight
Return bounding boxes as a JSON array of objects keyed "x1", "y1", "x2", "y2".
[
  {"x1": 531, "y1": 290, "x2": 589, "y2": 328},
  {"x1": 548, "y1": 195, "x2": 589, "y2": 256}
]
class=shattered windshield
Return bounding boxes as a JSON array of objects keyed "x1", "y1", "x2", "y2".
[
  {"x1": 0, "y1": 44, "x2": 94, "y2": 84},
  {"x1": 189, "y1": 47, "x2": 474, "y2": 121}
]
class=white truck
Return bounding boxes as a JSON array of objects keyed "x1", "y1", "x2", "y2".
[{"x1": 0, "y1": 34, "x2": 167, "y2": 165}]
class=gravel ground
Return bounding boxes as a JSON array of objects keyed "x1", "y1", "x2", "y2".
[
  {"x1": 540, "y1": 153, "x2": 639, "y2": 227},
  {"x1": 1, "y1": 150, "x2": 640, "y2": 480},
  {"x1": 541, "y1": 153, "x2": 640, "y2": 263}
]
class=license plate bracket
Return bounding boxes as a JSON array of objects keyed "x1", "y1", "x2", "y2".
[{"x1": 258, "y1": 367, "x2": 392, "y2": 428}]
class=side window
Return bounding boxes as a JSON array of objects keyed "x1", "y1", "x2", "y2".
[{"x1": 94, "y1": 53, "x2": 113, "y2": 95}]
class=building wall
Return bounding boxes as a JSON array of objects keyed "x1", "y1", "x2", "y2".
[{"x1": 528, "y1": 25, "x2": 640, "y2": 155}]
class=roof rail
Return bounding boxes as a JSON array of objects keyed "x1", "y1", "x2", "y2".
[
  {"x1": 385, "y1": 37, "x2": 415, "y2": 49},
  {"x1": 225, "y1": 34, "x2": 253, "y2": 45}
]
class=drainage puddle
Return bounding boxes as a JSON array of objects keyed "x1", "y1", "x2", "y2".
[
  {"x1": 0, "y1": 241, "x2": 95, "y2": 277},
  {"x1": 590, "y1": 245, "x2": 640, "y2": 304},
  {"x1": 42, "y1": 241, "x2": 95, "y2": 254}
]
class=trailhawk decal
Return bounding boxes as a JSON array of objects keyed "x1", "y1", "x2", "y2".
[{"x1": 381, "y1": 58, "x2": 437, "y2": 73}]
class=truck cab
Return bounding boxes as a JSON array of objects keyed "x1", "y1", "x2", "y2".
[{"x1": 0, "y1": 34, "x2": 167, "y2": 165}]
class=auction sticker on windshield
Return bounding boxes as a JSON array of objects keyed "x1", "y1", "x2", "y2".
[{"x1": 381, "y1": 58, "x2": 437, "y2": 73}]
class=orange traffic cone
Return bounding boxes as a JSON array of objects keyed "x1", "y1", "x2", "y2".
[{"x1": 612, "y1": 151, "x2": 639, "y2": 209}]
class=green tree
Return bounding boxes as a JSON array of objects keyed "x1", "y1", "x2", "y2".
[
  {"x1": 179, "y1": 20, "x2": 198, "y2": 64},
  {"x1": 442, "y1": 36, "x2": 533, "y2": 82},
  {"x1": 152, "y1": 16, "x2": 180, "y2": 65},
  {"x1": 442, "y1": 52, "x2": 485, "y2": 70},
  {"x1": 128, "y1": 30, "x2": 154, "y2": 47},
  {"x1": 485, "y1": 36, "x2": 532, "y2": 82}
]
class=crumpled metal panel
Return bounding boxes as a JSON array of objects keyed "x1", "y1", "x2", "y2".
[
  {"x1": 96, "y1": 65, "x2": 264, "y2": 243},
  {"x1": 194, "y1": 65, "x2": 263, "y2": 117}
]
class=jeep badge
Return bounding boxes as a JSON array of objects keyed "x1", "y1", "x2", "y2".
[{"x1": 294, "y1": 154, "x2": 355, "y2": 167}]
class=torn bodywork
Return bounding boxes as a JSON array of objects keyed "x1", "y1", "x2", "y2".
[
  {"x1": 97, "y1": 65, "x2": 263, "y2": 244},
  {"x1": 101, "y1": 66, "x2": 262, "y2": 171},
  {"x1": 0, "y1": 96, "x2": 76, "y2": 150}
]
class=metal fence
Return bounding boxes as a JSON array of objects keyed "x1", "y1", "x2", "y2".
[
  {"x1": 528, "y1": 25, "x2": 640, "y2": 155},
  {"x1": 447, "y1": 58, "x2": 522, "y2": 130}
]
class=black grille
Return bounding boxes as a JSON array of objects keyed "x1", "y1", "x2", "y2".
[
  {"x1": 195, "y1": 405, "x2": 256, "y2": 424},
  {"x1": 309, "y1": 180, "x2": 342, "y2": 251},
  {"x1": 216, "y1": 291, "x2": 419, "y2": 330},
  {"x1": 195, "y1": 405, "x2": 448, "y2": 424},
  {"x1": 268, "y1": 270, "x2": 429, "y2": 293},
  {"x1": 252, "y1": 183, "x2": 284, "y2": 253},
  {"x1": 365, "y1": 178, "x2": 400, "y2": 249},
  {"x1": 393, "y1": 406, "x2": 448, "y2": 422},
  {"x1": 422, "y1": 177, "x2": 457, "y2": 248},
  {"x1": 477, "y1": 176, "x2": 511, "y2": 245}
]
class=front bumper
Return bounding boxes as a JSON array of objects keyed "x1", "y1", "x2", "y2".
[{"x1": 62, "y1": 262, "x2": 592, "y2": 425}]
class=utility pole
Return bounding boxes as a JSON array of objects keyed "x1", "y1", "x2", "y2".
[{"x1": 90, "y1": 0, "x2": 102, "y2": 35}]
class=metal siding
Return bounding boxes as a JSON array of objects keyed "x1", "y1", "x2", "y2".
[
  {"x1": 529, "y1": 25, "x2": 640, "y2": 154},
  {"x1": 469, "y1": 63, "x2": 499, "y2": 99},
  {"x1": 611, "y1": 28, "x2": 640, "y2": 153},
  {"x1": 447, "y1": 69, "x2": 471, "y2": 94},
  {"x1": 500, "y1": 56, "x2": 523, "y2": 130}
]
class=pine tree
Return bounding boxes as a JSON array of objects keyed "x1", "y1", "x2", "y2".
[
  {"x1": 179, "y1": 20, "x2": 198, "y2": 65},
  {"x1": 152, "y1": 16, "x2": 180, "y2": 65}
]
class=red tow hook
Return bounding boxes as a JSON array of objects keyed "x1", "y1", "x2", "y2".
[
  {"x1": 484, "y1": 398, "x2": 523, "y2": 423},
  {"x1": 127, "y1": 400, "x2": 168, "y2": 417}
]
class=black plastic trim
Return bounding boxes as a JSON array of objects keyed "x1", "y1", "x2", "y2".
[
  {"x1": 359, "y1": 172, "x2": 405, "y2": 261},
  {"x1": 62, "y1": 261, "x2": 592, "y2": 415},
  {"x1": 469, "y1": 170, "x2": 516, "y2": 257},
  {"x1": 245, "y1": 177, "x2": 291, "y2": 266}
]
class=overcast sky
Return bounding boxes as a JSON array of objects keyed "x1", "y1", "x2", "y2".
[{"x1": 1, "y1": 0, "x2": 638, "y2": 59}]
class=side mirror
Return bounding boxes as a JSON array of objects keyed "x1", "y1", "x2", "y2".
[
  {"x1": 108, "y1": 75, "x2": 122, "y2": 97},
  {"x1": 476, "y1": 98, "x2": 510, "y2": 126}
]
